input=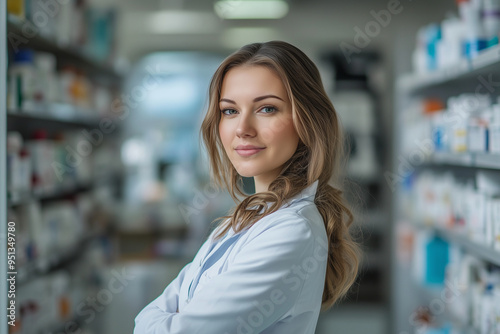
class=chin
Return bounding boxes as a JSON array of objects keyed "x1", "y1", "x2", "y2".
[
  {"x1": 233, "y1": 166, "x2": 258, "y2": 178},
  {"x1": 236, "y1": 171, "x2": 255, "y2": 178},
  {"x1": 231, "y1": 163, "x2": 255, "y2": 177}
]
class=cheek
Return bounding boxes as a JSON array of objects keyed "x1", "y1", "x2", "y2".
[
  {"x1": 268, "y1": 117, "x2": 299, "y2": 149},
  {"x1": 218, "y1": 122, "x2": 222, "y2": 140},
  {"x1": 218, "y1": 122, "x2": 230, "y2": 148},
  {"x1": 281, "y1": 128, "x2": 299, "y2": 152},
  {"x1": 259, "y1": 116, "x2": 291, "y2": 143}
]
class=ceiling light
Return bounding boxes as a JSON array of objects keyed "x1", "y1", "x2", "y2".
[{"x1": 214, "y1": 0, "x2": 289, "y2": 19}]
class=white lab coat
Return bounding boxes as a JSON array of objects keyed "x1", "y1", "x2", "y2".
[{"x1": 134, "y1": 179, "x2": 328, "y2": 334}]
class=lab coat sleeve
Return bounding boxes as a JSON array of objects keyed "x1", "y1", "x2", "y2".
[
  {"x1": 134, "y1": 214, "x2": 316, "y2": 334},
  {"x1": 134, "y1": 236, "x2": 214, "y2": 325},
  {"x1": 134, "y1": 260, "x2": 193, "y2": 323}
]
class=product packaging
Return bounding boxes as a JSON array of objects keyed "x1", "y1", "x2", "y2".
[{"x1": 8, "y1": 49, "x2": 37, "y2": 111}]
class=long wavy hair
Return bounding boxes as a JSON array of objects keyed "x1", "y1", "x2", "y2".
[{"x1": 199, "y1": 40, "x2": 360, "y2": 310}]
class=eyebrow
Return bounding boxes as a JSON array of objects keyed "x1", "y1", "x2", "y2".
[{"x1": 219, "y1": 95, "x2": 285, "y2": 104}]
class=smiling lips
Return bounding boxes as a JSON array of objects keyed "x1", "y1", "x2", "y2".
[{"x1": 235, "y1": 145, "x2": 265, "y2": 157}]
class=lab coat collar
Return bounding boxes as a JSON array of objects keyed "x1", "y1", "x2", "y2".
[
  {"x1": 253, "y1": 179, "x2": 319, "y2": 212},
  {"x1": 226, "y1": 179, "x2": 319, "y2": 238},
  {"x1": 282, "y1": 179, "x2": 319, "y2": 208}
]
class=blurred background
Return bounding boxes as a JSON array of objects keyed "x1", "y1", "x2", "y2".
[{"x1": 2, "y1": 0, "x2": 500, "y2": 333}]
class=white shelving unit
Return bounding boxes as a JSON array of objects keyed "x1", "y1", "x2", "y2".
[
  {"x1": 392, "y1": 45, "x2": 500, "y2": 334},
  {"x1": 4, "y1": 9, "x2": 124, "y2": 333},
  {"x1": 432, "y1": 226, "x2": 500, "y2": 267},
  {"x1": 398, "y1": 45, "x2": 500, "y2": 93}
]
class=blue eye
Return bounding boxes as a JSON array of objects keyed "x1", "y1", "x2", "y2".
[
  {"x1": 221, "y1": 109, "x2": 237, "y2": 116},
  {"x1": 261, "y1": 106, "x2": 277, "y2": 114}
]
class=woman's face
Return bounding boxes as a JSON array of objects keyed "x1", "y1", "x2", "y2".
[{"x1": 218, "y1": 65, "x2": 300, "y2": 191}]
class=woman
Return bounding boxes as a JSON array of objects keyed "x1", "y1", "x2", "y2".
[{"x1": 134, "y1": 40, "x2": 360, "y2": 334}]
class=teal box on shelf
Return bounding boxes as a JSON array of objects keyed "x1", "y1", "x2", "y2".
[
  {"x1": 425, "y1": 235, "x2": 450, "y2": 285},
  {"x1": 425, "y1": 24, "x2": 441, "y2": 71}
]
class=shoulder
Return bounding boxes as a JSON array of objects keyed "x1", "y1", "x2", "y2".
[
  {"x1": 273, "y1": 201, "x2": 325, "y2": 235},
  {"x1": 245, "y1": 202, "x2": 326, "y2": 248}
]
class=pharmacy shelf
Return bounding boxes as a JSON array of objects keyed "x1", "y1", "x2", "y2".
[
  {"x1": 5, "y1": 10, "x2": 123, "y2": 334},
  {"x1": 430, "y1": 152, "x2": 473, "y2": 166},
  {"x1": 432, "y1": 226, "x2": 500, "y2": 267},
  {"x1": 412, "y1": 221, "x2": 500, "y2": 267},
  {"x1": 427, "y1": 152, "x2": 500, "y2": 170},
  {"x1": 398, "y1": 44, "x2": 500, "y2": 92},
  {"x1": 7, "y1": 105, "x2": 105, "y2": 129},
  {"x1": 7, "y1": 14, "x2": 123, "y2": 82},
  {"x1": 393, "y1": 37, "x2": 500, "y2": 334},
  {"x1": 400, "y1": 151, "x2": 500, "y2": 170},
  {"x1": 7, "y1": 182, "x2": 94, "y2": 207},
  {"x1": 413, "y1": 281, "x2": 480, "y2": 334},
  {"x1": 413, "y1": 222, "x2": 500, "y2": 267},
  {"x1": 445, "y1": 316, "x2": 480, "y2": 334},
  {"x1": 405, "y1": 245, "x2": 482, "y2": 334},
  {"x1": 8, "y1": 172, "x2": 123, "y2": 207},
  {"x1": 474, "y1": 153, "x2": 500, "y2": 169},
  {"x1": 16, "y1": 230, "x2": 100, "y2": 287}
]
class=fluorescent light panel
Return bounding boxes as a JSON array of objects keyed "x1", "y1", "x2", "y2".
[{"x1": 214, "y1": 0, "x2": 288, "y2": 19}]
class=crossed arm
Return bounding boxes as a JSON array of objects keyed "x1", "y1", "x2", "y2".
[{"x1": 133, "y1": 215, "x2": 314, "y2": 334}]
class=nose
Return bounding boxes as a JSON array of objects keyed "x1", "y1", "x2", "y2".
[{"x1": 236, "y1": 111, "x2": 256, "y2": 138}]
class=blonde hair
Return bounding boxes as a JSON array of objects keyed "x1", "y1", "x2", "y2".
[{"x1": 199, "y1": 40, "x2": 360, "y2": 310}]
